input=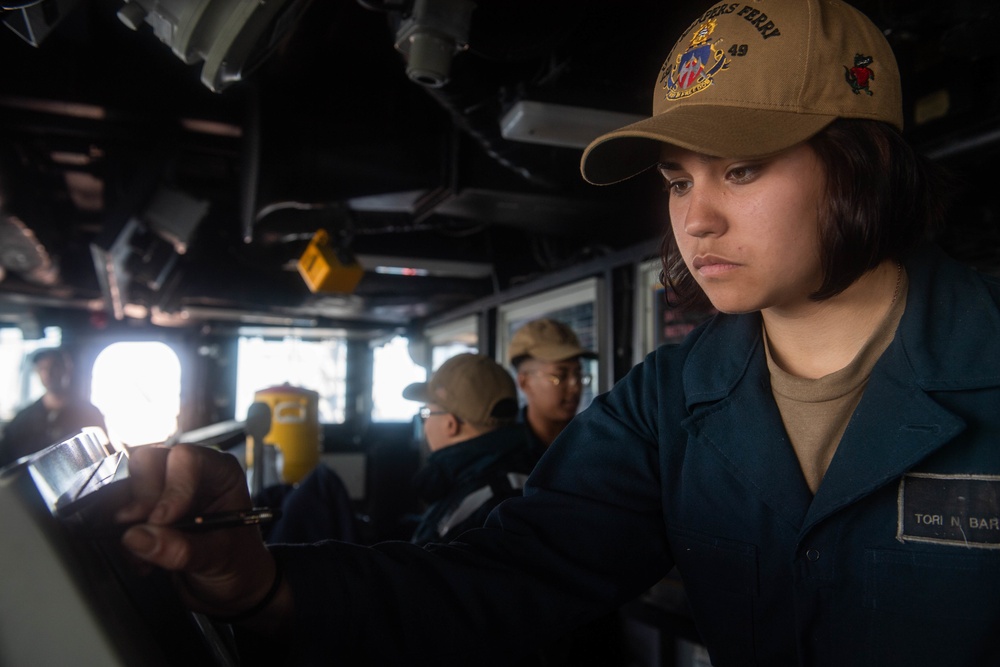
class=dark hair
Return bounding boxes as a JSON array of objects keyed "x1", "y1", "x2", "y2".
[
  {"x1": 31, "y1": 347, "x2": 68, "y2": 366},
  {"x1": 510, "y1": 355, "x2": 530, "y2": 371},
  {"x1": 660, "y1": 118, "x2": 951, "y2": 309}
]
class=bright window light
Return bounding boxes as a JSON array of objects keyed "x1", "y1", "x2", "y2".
[
  {"x1": 235, "y1": 335, "x2": 347, "y2": 423},
  {"x1": 0, "y1": 326, "x2": 62, "y2": 421},
  {"x1": 372, "y1": 335, "x2": 426, "y2": 422},
  {"x1": 431, "y1": 342, "x2": 477, "y2": 370},
  {"x1": 91, "y1": 342, "x2": 181, "y2": 447}
]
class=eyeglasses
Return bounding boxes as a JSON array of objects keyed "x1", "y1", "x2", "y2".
[
  {"x1": 529, "y1": 371, "x2": 592, "y2": 388},
  {"x1": 419, "y1": 407, "x2": 449, "y2": 420}
]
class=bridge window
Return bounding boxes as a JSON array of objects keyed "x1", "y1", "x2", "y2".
[
  {"x1": 235, "y1": 335, "x2": 347, "y2": 423},
  {"x1": 0, "y1": 326, "x2": 62, "y2": 421},
  {"x1": 425, "y1": 315, "x2": 479, "y2": 370},
  {"x1": 91, "y1": 341, "x2": 181, "y2": 447},
  {"x1": 371, "y1": 335, "x2": 425, "y2": 422},
  {"x1": 636, "y1": 258, "x2": 716, "y2": 361}
]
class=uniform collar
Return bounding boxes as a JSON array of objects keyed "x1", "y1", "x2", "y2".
[
  {"x1": 678, "y1": 244, "x2": 997, "y2": 530},
  {"x1": 413, "y1": 427, "x2": 527, "y2": 502},
  {"x1": 896, "y1": 243, "x2": 1000, "y2": 390}
]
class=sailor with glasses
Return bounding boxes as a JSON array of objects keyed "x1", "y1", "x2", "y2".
[
  {"x1": 508, "y1": 318, "x2": 598, "y2": 465},
  {"x1": 403, "y1": 353, "x2": 534, "y2": 546},
  {"x1": 506, "y1": 320, "x2": 626, "y2": 665}
]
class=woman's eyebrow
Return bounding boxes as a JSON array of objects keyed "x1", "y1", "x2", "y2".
[{"x1": 658, "y1": 154, "x2": 723, "y2": 170}]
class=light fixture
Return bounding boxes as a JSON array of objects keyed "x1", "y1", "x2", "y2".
[
  {"x1": 90, "y1": 185, "x2": 209, "y2": 320},
  {"x1": 356, "y1": 254, "x2": 491, "y2": 279}
]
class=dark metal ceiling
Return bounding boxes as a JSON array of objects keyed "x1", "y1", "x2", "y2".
[{"x1": 1, "y1": 0, "x2": 999, "y2": 336}]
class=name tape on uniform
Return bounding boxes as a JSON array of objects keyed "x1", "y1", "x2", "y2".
[{"x1": 897, "y1": 473, "x2": 1000, "y2": 549}]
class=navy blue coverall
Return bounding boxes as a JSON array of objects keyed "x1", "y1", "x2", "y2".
[{"x1": 259, "y1": 244, "x2": 1000, "y2": 666}]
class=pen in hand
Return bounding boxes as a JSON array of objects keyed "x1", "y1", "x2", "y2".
[
  {"x1": 75, "y1": 507, "x2": 283, "y2": 540},
  {"x1": 169, "y1": 508, "x2": 283, "y2": 532}
]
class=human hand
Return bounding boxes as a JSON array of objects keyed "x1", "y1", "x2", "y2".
[{"x1": 115, "y1": 444, "x2": 282, "y2": 621}]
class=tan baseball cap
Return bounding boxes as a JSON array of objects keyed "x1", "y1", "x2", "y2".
[
  {"x1": 508, "y1": 318, "x2": 597, "y2": 364},
  {"x1": 581, "y1": 0, "x2": 902, "y2": 185},
  {"x1": 403, "y1": 353, "x2": 518, "y2": 429}
]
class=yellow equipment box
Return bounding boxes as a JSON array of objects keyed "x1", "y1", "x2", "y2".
[{"x1": 297, "y1": 229, "x2": 364, "y2": 293}]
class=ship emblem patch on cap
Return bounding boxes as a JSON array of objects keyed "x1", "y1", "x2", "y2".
[
  {"x1": 662, "y1": 19, "x2": 731, "y2": 100},
  {"x1": 844, "y1": 53, "x2": 875, "y2": 96}
]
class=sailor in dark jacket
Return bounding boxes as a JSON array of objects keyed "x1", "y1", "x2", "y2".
[
  {"x1": 507, "y1": 318, "x2": 597, "y2": 465},
  {"x1": 118, "y1": 1, "x2": 1000, "y2": 665},
  {"x1": 404, "y1": 353, "x2": 533, "y2": 545},
  {"x1": 0, "y1": 347, "x2": 106, "y2": 467},
  {"x1": 221, "y1": 241, "x2": 1000, "y2": 667}
]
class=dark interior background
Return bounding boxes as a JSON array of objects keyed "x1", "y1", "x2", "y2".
[{"x1": 1, "y1": 0, "x2": 999, "y2": 338}]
